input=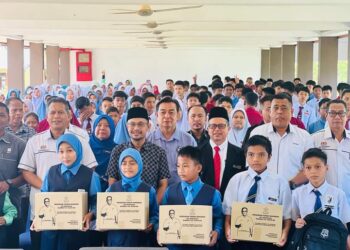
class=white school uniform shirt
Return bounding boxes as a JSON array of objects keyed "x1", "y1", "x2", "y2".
[
  {"x1": 209, "y1": 139, "x2": 228, "y2": 187},
  {"x1": 81, "y1": 113, "x2": 99, "y2": 130},
  {"x1": 250, "y1": 123, "x2": 314, "y2": 181},
  {"x1": 307, "y1": 97, "x2": 322, "y2": 119},
  {"x1": 312, "y1": 127, "x2": 350, "y2": 203},
  {"x1": 292, "y1": 181, "x2": 350, "y2": 223},
  {"x1": 293, "y1": 102, "x2": 317, "y2": 129},
  {"x1": 18, "y1": 124, "x2": 97, "y2": 219},
  {"x1": 222, "y1": 167, "x2": 292, "y2": 220}
]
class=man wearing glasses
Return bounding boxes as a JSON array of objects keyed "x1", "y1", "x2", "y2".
[
  {"x1": 199, "y1": 107, "x2": 245, "y2": 197},
  {"x1": 107, "y1": 107, "x2": 170, "y2": 204},
  {"x1": 313, "y1": 99, "x2": 350, "y2": 203}
]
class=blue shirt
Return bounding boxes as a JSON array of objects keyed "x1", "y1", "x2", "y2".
[
  {"x1": 308, "y1": 118, "x2": 326, "y2": 134},
  {"x1": 293, "y1": 102, "x2": 317, "y2": 129},
  {"x1": 41, "y1": 164, "x2": 101, "y2": 213},
  {"x1": 106, "y1": 182, "x2": 159, "y2": 229},
  {"x1": 147, "y1": 127, "x2": 197, "y2": 185},
  {"x1": 162, "y1": 178, "x2": 223, "y2": 237}
]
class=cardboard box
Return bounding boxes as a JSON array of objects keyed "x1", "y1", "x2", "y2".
[
  {"x1": 159, "y1": 205, "x2": 212, "y2": 245},
  {"x1": 34, "y1": 192, "x2": 88, "y2": 230},
  {"x1": 230, "y1": 202, "x2": 283, "y2": 243},
  {"x1": 96, "y1": 192, "x2": 149, "y2": 230}
]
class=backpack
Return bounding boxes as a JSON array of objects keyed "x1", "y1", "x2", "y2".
[{"x1": 287, "y1": 209, "x2": 348, "y2": 250}]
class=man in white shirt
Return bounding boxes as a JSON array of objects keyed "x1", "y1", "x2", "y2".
[
  {"x1": 250, "y1": 93, "x2": 313, "y2": 188},
  {"x1": 18, "y1": 97, "x2": 97, "y2": 249},
  {"x1": 313, "y1": 99, "x2": 350, "y2": 203}
]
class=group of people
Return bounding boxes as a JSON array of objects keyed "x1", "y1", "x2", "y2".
[{"x1": 0, "y1": 74, "x2": 350, "y2": 250}]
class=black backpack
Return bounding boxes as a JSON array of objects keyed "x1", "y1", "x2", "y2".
[{"x1": 287, "y1": 209, "x2": 348, "y2": 250}]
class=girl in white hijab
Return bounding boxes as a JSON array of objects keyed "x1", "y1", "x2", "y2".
[{"x1": 228, "y1": 108, "x2": 251, "y2": 148}]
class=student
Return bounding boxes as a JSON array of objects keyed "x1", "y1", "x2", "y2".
[
  {"x1": 223, "y1": 135, "x2": 292, "y2": 250},
  {"x1": 106, "y1": 148, "x2": 158, "y2": 247},
  {"x1": 100, "y1": 97, "x2": 113, "y2": 114},
  {"x1": 293, "y1": 86, "x2": 317, "y2": 129},
  {"x1": 322, "y1": 85, "x2": 333, "y2": 99},
  {"x1": 35, "y1": 134, "x2": 101, "y2": 250},
  {"x1": 106, "y1": 106, "x2": 120, "y2": 126},
  {"x1": 160, "y1": 146, "x2": 223, "y2": 250},
  {"x1": 0, "y1": 191, "x2": 17, "y2": 248},
  {"x1": 308, "y1": 98, "x2": 331, "y2": 134},
  {"x1": 24, "y1": 111, "x2": 39, "y2": 131},
  {"x1": 292, "y1": 148, "x2": 350, "y2": 248}
]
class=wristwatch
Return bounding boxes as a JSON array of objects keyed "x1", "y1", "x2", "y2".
[{"x1": 5, "y1": 179, "x2": 13, "y2": 187}]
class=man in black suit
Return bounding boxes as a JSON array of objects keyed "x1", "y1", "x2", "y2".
[{"x1": 199, "y1": 107, "x2": 246, "y2": 197}]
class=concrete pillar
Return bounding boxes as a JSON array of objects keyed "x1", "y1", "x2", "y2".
[
  {"x1": 30, "y1": 42, "x2": 44, "y2": 85},
  {"x1": 297, "y1": 41, "x2": 313, "y2": 82},
  {"x1": 347, "y1": 31, "x2": 350, "y2": 82},
  {"x1": 281, "y1": 45, "x2": 296, "y2": 81},
  {"x1": 7, "y1": 39, "x2": 24, "y2": 92},
  {"x1": 46, "y1": 45, "x2": 60, "y2": 85},
  {"x1": 269, "y1": 47, "x2": 282, "y2": 80},
  {"x1": 59, "y1": 49, "x2": 70, "y2": 85},
  {"x1": 318, "y1": 37, "x2": 338, "y2": 87},
  {"x1": 261, "y1": 49, "x2": 270, "y2": 79}
]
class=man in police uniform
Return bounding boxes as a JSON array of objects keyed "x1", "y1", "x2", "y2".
[{"x1": 313, "y1": 99, "x2": 350, "y2": 204}]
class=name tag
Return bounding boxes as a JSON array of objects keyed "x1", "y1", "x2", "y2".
[{"x1": 6, "y1": 148, "x2": 11, "y2": 154}]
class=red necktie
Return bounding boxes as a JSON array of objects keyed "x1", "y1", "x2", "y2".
[
  {"x1": 86, "y1": 117, "x2": 92, "y2": 134},
  {"x1": 213, "y1": 146, "x2": 221, "y2": 190},
  {"x1": 297, "y1": 106, "x2": 304, "y2": 120}
]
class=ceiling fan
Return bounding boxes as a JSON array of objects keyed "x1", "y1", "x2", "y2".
[
  {"x1": 112, "y1": 4, "x2": 202, "y2": 16},
  {"x1": 124, "y1": 30, "x2": 173, "y2": 35},
  {"x1": 113, "y1": 21, "x2": 180, "y2": 29}
]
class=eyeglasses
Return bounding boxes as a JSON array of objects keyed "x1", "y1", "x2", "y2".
[
  {"x1": 208, "y1": 123, "x2": 227, "y2": 130},
  {"x1": 127, "y1": 122, "x2": 148, "y2": 128},
  {"x1": 327, "y1": 111, "x2": 347, "y2": 118}
]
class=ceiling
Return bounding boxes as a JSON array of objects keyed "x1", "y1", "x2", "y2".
[{"x1": 0, "y1": 0, "x2": 350, "y2": 49}]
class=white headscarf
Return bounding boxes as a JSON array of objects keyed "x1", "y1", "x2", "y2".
[{"x1": 228, "y1": 108, "x2": 251, "y2": 147}]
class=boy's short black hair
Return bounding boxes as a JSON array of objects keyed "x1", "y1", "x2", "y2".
[
  {"x1": 244, "y1": 135, "x2": 272, "y2": 156},
  {"x1": 217, "y1": 96, "x2": 233, "y2": 106},
  {"x1": 224, "y1": 83, "x2": 234, "y2": 89},
  {"x1": 102, "y1": 97, "x2": 113, "y2": 103},
  {"x1": 234, "y1": 83, "x2": 244, "y2": 90},
  {"x1": 156, "y1": 97, "x2": 180, "y2": 112},
  {"x1": 130, "y1": 95, "x2": 145, "y2": 105},
  {"x1": 259, "y1": 95, "x2": 273, "y2": 105},
  {"x1": 255, "y1": 80, "x2": 265, "y2": 87},
  {"x1": 341, "y1": 89, "x2": 350, "y2": 99},
  {"x1": 174, "y1": 80, "x2": 185, "y2": 87},
  {"x1": 272, "y1": 80, "x2": 283, "y2": 88},
  {"x1": 199, "y1": 85, "x2": 208, "y2": 92},
  {"x1": 161, "y1": 90, "x2": 173, "y2": 98},
  {"x1": 106, "y1": 106, "x2": 119, "y2": 114},
  {"x1": 318, "y1": 98, "x2": 331, "y2": 108},
  {"x1": 245, "y1": 92, "x2": 259, "y2": 106},
  {"x1": 242, "y1": 87, "x2": 253, "y2": 96},
  {"x1": 187, "y1": 92, "x2": 200, "y2": 101},
  {"x1": 306, "y1": 80, "x2": 316, "y2": 86},
  {"x1": 199, "y1": 92, "x2": 209, "y2": 105},
  {"x1": 301, "y1": 148, "x2": 327, "y2": 165},
  {"x1": 337, "y1": 82, "x2": 350, "y2": 92},
  {"x1": 281, "y1": 81, "x2": 295, "y2": 93},
  {"x1": 313, "y1": 84, "x2": 322, "y2": 90},
  {"x1": 190, "y1": 84, "x2": 199, "y2": 91},
  {"x1": 75, "y1": 96, "x2": 90, "y2": 110},
  {"x1": 113, "y1": 90, "x2": 128, "y2": 100},
  {"x1": 178, "y1": 146, "x2": 201, "y2": 164},
  {"x1": 212, "y1": 94, "x2": 224, "y2": 103},
  {"x1": 262, "y1": 87, "x2": 275, "y2": 96},
  {"x1": 183, "y1": 80, "x2": 190, "y2": 88},
  {"x1": 142, "y1": 92, "x2": 156, "y2": 100},
  {"x1": 322, "y1": 85, "x2": 332, "y2": 92},
  {"x1": 296, "y1": 86, "x2": 310, "y2": 94}
]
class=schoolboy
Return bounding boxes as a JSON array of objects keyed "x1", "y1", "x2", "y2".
[
  {"x1": 160, "y1": 146, "x2": 223, "y2": 249},
  {"x1": 223, "y1": 135, "x2": 292, "y2": 250},
  {"x1": 292, "y1": 148, "x2": 350, "y2": 247}
]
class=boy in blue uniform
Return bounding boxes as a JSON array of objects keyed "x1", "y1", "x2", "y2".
[
  {"x1": 160, "y1": 146, "x2": 223, "y2": 250},
  {"x1": 106, "y1": 148, "x2": 159, "y2": 247},
  {"x1": 32, "y1": 134, "x2": 101, "y2": 250},
  {"x1": 292, "y1": 148, "x2": 350, "y2": 248},
  {"x1": 223, "y1": 135, "x2": 292, "y2": 250}
]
